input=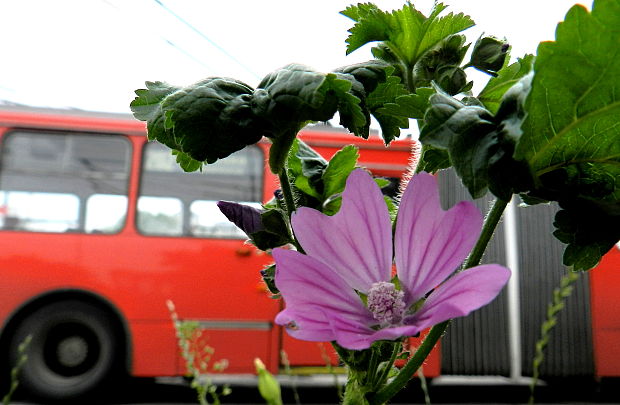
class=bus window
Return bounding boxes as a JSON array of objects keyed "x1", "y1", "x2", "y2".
[
  {"x1": 137, "y1": 142, "x2": 263, "y2": 238},
  {"x1": 85, "y1": 194, "x2": 128, "y2": 234},
  {"x1": 136, "y1": 196, "x2": 183, "y2": 236},
  {"x1": 0, "y1": 191, "x2": 79, "y2": 232},
  {"x1": 0, "y1": 131, "x2": 131, "y2": 233}
]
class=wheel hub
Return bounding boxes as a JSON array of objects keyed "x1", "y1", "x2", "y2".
[{"x1": 56, "y1": 335, "x2": 89, "y2": 368}]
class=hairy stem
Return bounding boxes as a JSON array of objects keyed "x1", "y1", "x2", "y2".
[
  {"x1": 369, "y1": 197, "x2": 509, "y2": 405},
  {"x1": 278, "y1": 167, "x2": 297, "y2": 217},
  {"x1": 278, "y1": 166, "x2": 307, "y2": 253}
]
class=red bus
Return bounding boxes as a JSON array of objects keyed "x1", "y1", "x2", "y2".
[
  {"x1": 0, "y1": 106, "x2": 617, "y2": 401},
  {"x1": 0, "y1": 106, "x2": 423, "y2": 401}
]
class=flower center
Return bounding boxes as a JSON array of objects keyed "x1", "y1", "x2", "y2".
[{"x1": 367, "y1": 281, "x2": 406, "y2": 326}]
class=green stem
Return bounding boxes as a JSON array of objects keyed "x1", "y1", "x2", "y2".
[
  {"x1": 278, "y1": 166, "x2": 307, "y2": 253},
  {"x1": 371, "y1": 342, "x2": 401, "y2": 391},
  {"x1": 278, "y1": 167, "x2": 297, "y2": 217},
  {"x1": 369, "y1": 197, "x2": 509, "y2": 405},
  {"x1": 365, "y1": 349, "x2": 380, "y2": 388},
  {"x1": 369, "y1": 321, "x2": 448, "y2": 405},
  {"x1": 404, "y1": 62, "x2": 416, "y2": 93},
  {"x1": 464, "y1": 198, "x2": 509, "y2": 269}
]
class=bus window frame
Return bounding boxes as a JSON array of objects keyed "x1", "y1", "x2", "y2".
[
  {"x1": 0, "y1": 129, "x2": 133, "y2": 235},
  {"x1": 135, "y1": 141, "x2": 265, "y2": 240}
]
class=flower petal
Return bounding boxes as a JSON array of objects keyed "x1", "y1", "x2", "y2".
[
  {"x1": 291, "y1": 169, "x2": 392, "y2": 292},
  {"x1": 395, "y1": 172, "x2": 483, "y2": 303},
  {"x1": 326, "y1": 313, "x2": 379, "y2": 350},
  {"x1": 273, "y1": 248, "x2": 373, "y2": 329},
  {"x1": 327, "y1": 313, "x2": 423, "y2": 350},
  {"x1": 407, "y1": 264, "x2": 511, "y2": 330},
  {"x1": 275, "y1": 307, "x2": 336, "y2": 342}
]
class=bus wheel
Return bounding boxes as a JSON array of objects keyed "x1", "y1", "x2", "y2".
[{"x1": 8, "y1": 300, "x2": 122, "y2": 401}]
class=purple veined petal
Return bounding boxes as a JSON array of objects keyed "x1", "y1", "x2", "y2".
[
  {"x1": 273, "y1": 248, "x2": 374, "y2": 327},
  {"x1": 217, "y1": 200, "x2": 263, "y2": 235},
  {"x1": 275, "y1": 307, "x2": 336, "y2": 342},
  {"x1": 327, "y1": 312, "x2": 424, "y2": 350},
  {"x1": 406, "y1": 264, "x2": 511, "y2": 331},
  {"x1": 395, "y1": 172, "x2": 483, "y2": 304},
  {"x1": 291, "y1": 169, "x2": 393, "y2": 293},
  {"x1": 326, "y1": 312, "x2": 380, "y2": 350},
  {"x1": 366, "y1": 324, "x2": 423, "y2": 345}
]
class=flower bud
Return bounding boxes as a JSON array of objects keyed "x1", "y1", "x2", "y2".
[
  {"x1": 255, "y1": 358, "x2": 282, "y2": 405},
  {"x1": 470, "y1": 36, "x2": 510, "y2": 74},
  {"x1": 217, "y1": 201, "x2": 264, "y2": 236},
  {"x1": 436, "y1": 66, "x2": 470, "y2": 96}
]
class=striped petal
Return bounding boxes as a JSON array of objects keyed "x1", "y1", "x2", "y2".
[
  {"x1": 395, "y1": 172, "x2": 483, "y2": 304},
  {"x1": 273, "y1": 248, "x2": 374, "y2": 339},
  {"x1": 406, "y1": 264, "x2": 511, "y2": 330},
  {"x1": 291, "y1": 169, "x2": 392, "y2": 293},
  {"x1": 327, "y1": 313, "x2": 424, "y2": 350}
]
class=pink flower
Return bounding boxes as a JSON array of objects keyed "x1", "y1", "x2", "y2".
[{"x1": 274, "y1": 169, "x2": 510, "y2": 350}]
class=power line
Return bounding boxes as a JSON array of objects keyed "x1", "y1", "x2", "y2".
[
  {"x1": 100, "y1": 0, "x2": 214, "y2": 72},
  {"x1": 163, "y1": 39, "x2": 215, "y2": 71},
  {"x1": 152, "y1": 0, "x2": 260, "y2": 80}
]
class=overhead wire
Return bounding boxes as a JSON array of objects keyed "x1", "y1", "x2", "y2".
[
  {"x1": 100, "y1": 0, "x2": 215, "y2": 72},
  {"x1": 152, "y1": 0, "x2": 261, "y2": 80}
]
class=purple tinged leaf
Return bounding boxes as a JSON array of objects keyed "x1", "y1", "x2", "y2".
[{"x1": 217, "y1": 201, "x2": 264, "y2": 235}]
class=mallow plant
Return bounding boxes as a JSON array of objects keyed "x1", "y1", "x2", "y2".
[{"x1": 131, "y1": 1, "x2": 620, "y2": 404}]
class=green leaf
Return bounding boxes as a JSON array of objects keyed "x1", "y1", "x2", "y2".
[
  {"x1": 130, "y1": 81, "x2": 179, "y2": 122},
  {"x1": 334, "y1": 60, "x2": 394, "y2": 138},
  {"x1": 287, "y1": 138, "x2": 328, "y2": 198},
  {"x1": 334, "y1": 59, "x2": 392, "y2": 96},
  {"x1": 336, "y1": 61, "x2": 432, "y2": 144},
  {"x1": 260, "y1": 264, "x2": 279, "y2": 296},
  {"x1": 342, "y1": 3, "x2": 474, "y2": 68},
  {"x1": 341, "y1": 3, "x2": 393, "y2": 55},
  {"x1": 327, "y1": 73, "x2": 368, "y2": 137},
  {"x1": 322, "y1": 145, "x2": 360, "y2": 198},
  {"x1": 421, "y1": 88, "x2": 494, "y2": 150},
  {"x1": 256, "y1": 64, "x2": 362, "y2": 138},
  {"x1": 171, "y1": 150, "x2": 203, "y2": 172},
  {"x1": 515, "y1": 0, "x2": 620, "y2": 269},
  {"x1": 553, "y1": 200, "x2": 620, "y2": 271},
  {"x1": 132, "y1": 77, "x2": 263, "y2": 165},
  {"x1": 478, "y1": 54, "x2": 535, "y2": 114},
  {"x1": 366, "y1": 78, "x2": 433, "y2": 144},
  {"x1": 420, "y1": 80, "x2": 533, "y2": 200},
  {"x1": 417, "y1": 144, "x2": 451, "y2": 173},
  {"x1": 130, "y1": 81, "x2": 181, "y2": 149},
  {"x1": 249, "y1": 208, "x2": 292, "y2": 250}
]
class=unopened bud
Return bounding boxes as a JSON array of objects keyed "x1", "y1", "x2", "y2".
[
  {"x1": 255, "y1": 358, "x2": 282, "y2": 405},
  {"x1": 470, "y1": 36, "x2": 510, "y2": 74}
]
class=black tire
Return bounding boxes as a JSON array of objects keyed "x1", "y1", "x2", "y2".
[{"x1": 8, "y1": 300, "x2": 122, "y2": 402}]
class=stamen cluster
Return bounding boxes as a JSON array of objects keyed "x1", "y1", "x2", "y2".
[{"x1": 367, "y1": 281, "x2": 406, "y2": 326}]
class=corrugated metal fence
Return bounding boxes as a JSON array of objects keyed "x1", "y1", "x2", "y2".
[{"x1": 437, "y1": 169, "x2": 594, "y2": 378}]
